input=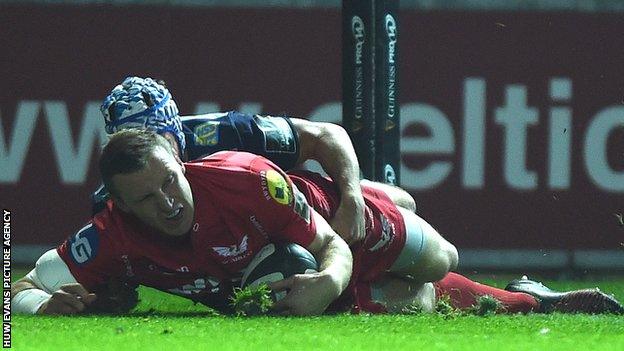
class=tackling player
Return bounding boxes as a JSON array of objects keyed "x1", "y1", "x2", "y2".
[
  {"x1": 93, "y1": 76, "x2": 401, "y2": 245},
  {"x1": 12, "y1": 130, "x2": 623, "y2": 316}
]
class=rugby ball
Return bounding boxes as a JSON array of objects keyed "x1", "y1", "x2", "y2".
[{"x1": 241, "y1": 243, "x2": 318, "y2": 301}]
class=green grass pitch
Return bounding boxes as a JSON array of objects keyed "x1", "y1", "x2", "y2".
[{"x1": 11, "y1": 274, "x2": 624, "y2": 351}]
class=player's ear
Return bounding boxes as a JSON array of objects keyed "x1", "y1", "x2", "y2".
[
  {"x1": 162, "y1": 132, "x2": 181, "y2": 159},
  {"x1": 174, "y1": 152, "x2": 184, "y2": 172},
  {"x1": 165, "y1": 134, "x2": 184, "y2": 170},
  {"x1": 111, "y1": 194, "x2": 131, "y2": 213}
]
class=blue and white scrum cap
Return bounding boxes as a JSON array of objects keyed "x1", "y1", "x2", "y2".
[{"x1": 101, "y1": 76, "x2": 186, "y2": 152}]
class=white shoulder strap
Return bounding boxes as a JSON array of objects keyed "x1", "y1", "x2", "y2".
[{"x1": 26, "y1": 249, "x2": 78, "y2": 293}]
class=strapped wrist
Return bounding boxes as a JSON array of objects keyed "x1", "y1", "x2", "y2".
[{"x1": 12, "y1": 289, "x2": 52, "y2": 314}]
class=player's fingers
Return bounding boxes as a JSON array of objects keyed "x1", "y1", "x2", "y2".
[
  {"x1": 59, "y1": 284, "x2": 91, "y2": 298},
  {"x1": 60, "y1": 283, "x2": 92, "y2": 299},
  {"x1": 353, "y1": 217, "x2": 366, "y2": 242},
  {"x1": 355, "y1": 226, "x2": 366, "y2": 242},
  {"x1": 350, "y1": 225, "x2": 363, "y2": 242},
  {"x1": 47, "y1": 293, "x2": 85, "y2": 314},
  {"x1": 270, "y1": 286, "x2": 299, "y2": 313},
  {"x1": 83, "y1": 293, "x2": 98, "y2": 305},
  {"x1": 58, "y1": 299, "x2": 84, "y2": 315},
  {"x1": 267, "y1": 276, "x2": 294, "y2": 292},
  {"x1": 53, "y1": 291, "x2": 86, "y2": 312},
  {"x1": 348, "y1": 228, "x2": 362, "y2": 245},
  {"x1": 348, "y1": 234, "x2": 360, "y2": 245},
  {"x1": 331, "y1": 222, "x2": 354, "y2": 244},
  {"x1": 270, "y1": 296, "x2": 292, "y2": 312},
  {"x1": 60, "y1": 284, "x2": 98, "y2": 306},
  {"x1": 42, "y1": 302, "x2": 77, "y2": 315}
]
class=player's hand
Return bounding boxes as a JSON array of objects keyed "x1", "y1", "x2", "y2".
[
  {"x1": 268, "y1": 272, "x2": 340, "y2": 316},
  {"x1": 37, "y1": 283, "x2": 97, "y2": 315},
  {"x1": 330, "y1": 190, "x2": 366, "y2": 245},
  {"x1": 84, "y1": 278, "x2": 139, "y2": 314}
]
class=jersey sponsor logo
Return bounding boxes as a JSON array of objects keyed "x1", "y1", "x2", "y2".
[
  {"x1": 262, "y1": 170, "x2": 291, "y2": 205},
  {"x1": 260, "y1": 171, "x2": 270, "y2": 200},
  {"x1": 249, "y1": 215, "x2": 269, "y2": 239},
  {"x1": 193, "y1": 121, "x2": 220, "y2": 146},
  {"x1": 369, "y1": 214, "x2": 395, "y2": 252},
  {"x1": 167, "y1": 277, "x2": 221, "y2": 295},
  {"x1": 212, "y1": 235, "x2": 251, "y2": 263},
  {"x1": 69, "y1": 223, "x2": 99, "y2": 265}
]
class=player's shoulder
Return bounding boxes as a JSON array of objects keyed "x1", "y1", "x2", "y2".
[
  {"x1": 60, "y1": 222, "x2": 102, "y2": 266},
  {"x1": 61, "y1": 203, "x2": 141, "y2": 265},
  {"x1": 82, "y1": 204, "x2": 131, "y2": 248},
  {"x1": 184, "y1": 151, "x2": 242, "y2": 180},
  {"x1": 186, "y1": 151, "x2": 281, "y2": 175},
  {"x1": 185, "y1": 152, "x2": 290, "y2": 202}
]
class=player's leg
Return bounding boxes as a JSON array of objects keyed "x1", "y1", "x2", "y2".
[
  {"x1": 385, "y1": 209, "x2": 540, "y2": 314},
  {"x1": 366, "y1": 271, "x2": 537, "y2": 314},
  {"x1": 370, "y1": 273, "x2": 538, "y2": 315},
  {"x1": 360, "y1": 179, "x2": 417, "y2": 213},
  {"x1": 433, "y1": 272, "x2": 624, "y2": 314},
  {"x1": 370, "y1": 276, "x2": 436, "y2": 313},
  {"x1": 388, "y1": 207, "x2": 458, "y2": 283},
  {"x1": 369, "y1": 271, "x2": 623, "y2": 315},
  {"x1": 365, "y1": 195, "x2": 623, "y2": 315},
  {"x1": 434, "y1": 272, "x2": 538, "y2": 313}
]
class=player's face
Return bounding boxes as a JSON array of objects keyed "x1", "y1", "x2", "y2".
[{"x1": 111, "y1": 146, "x2": 195, "y2": 237}]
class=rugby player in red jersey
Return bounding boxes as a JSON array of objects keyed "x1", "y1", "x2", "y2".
[{"x1": 12, "y1": 130, "x2": 623, "y2": 315}]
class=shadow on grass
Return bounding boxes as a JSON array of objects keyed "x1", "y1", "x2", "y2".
[
  {"x1": 131, "y1": 310, "x2": 222, "y2": 318},
  {"x1": 83, "y1": 310, "x2": 221, "y2": 318}
]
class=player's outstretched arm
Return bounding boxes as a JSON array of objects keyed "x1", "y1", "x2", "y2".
[
  {"x1": 11, "y1": 249, "x2": 97, "y2": 315},
  {"x1": 290, "y1": 118, "x2": 366, "y2": 245},
  {"x1": 269, "y1": 210, "x2": 353, "y2": 316}
]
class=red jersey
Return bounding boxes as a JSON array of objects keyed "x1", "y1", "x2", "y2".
[{"x1": 58, "y1": 151, "x2": 405, "y2": 313}]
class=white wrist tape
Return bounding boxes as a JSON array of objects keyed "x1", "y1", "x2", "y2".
[{"x1": 12, "y1": 289, "x2": 52, "y2": 315}]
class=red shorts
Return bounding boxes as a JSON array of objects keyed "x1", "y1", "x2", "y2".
[{"x1": 289, "y1": 171, "x2": 407, "y2": 313}]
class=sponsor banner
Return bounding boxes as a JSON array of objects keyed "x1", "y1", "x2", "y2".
[{"x1": 1, "y1": 6, "x2": 622, "y2": 249}]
